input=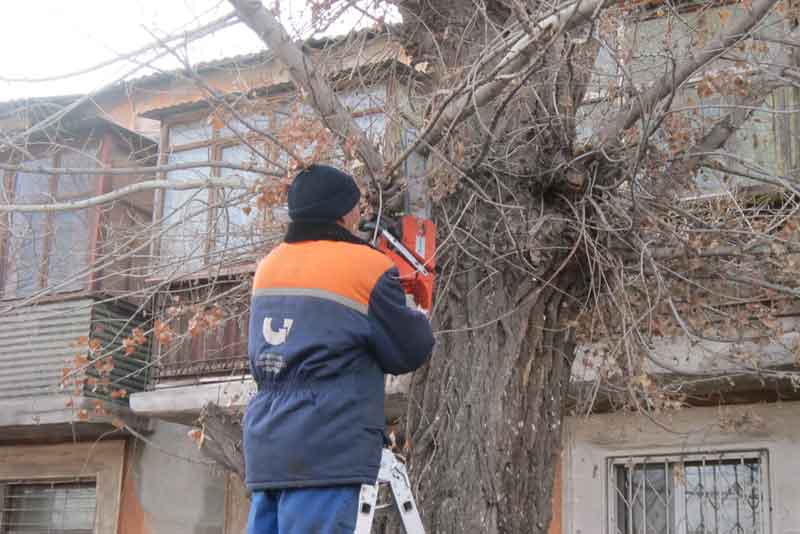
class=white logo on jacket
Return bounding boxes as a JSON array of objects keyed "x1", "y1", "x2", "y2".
[{"x1": 263, "y1": 317, "x2": 294, "y2": 346}]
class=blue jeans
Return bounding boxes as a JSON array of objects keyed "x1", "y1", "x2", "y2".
[{"x1": 247, "y1": 485, "x2": 360, "y2": 534}]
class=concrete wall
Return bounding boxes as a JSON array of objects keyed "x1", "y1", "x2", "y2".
[
  {"x1": 562, "y1": 401, "x2": 800, "y2": 534},
  {"x1": 120, "y1": 420, "x2": 230, "y2": 534},
  {"x1": 572, "y1": 319, "x2": 800, "y2": 384}
]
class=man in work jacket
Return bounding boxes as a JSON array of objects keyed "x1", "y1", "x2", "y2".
[{"x1": 245, "y1": 164, "x2": 435, "y2": 533}]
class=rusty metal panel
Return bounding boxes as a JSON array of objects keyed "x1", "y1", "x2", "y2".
[
  {"x1": 152, "y1": 283, "x2": 249, "y2": 383},
  {"x1": 0, "y1": 299, "x2": 93, "y2": 400},
  {"x1": 154, "y1": 308, "x2": 249, "y2": 381}
]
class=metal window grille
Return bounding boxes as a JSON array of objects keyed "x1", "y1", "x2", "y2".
[
  {"x1": 0, "y1": 479, "x2": 96, "y2": 534},
  {"x1": 608, "y1": 451, "x2": 769, "y2": 534}
]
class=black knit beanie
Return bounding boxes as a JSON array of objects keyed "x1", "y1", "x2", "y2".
[{"x1": 287, "y1": 164, "x2": 361, "y2": 222}]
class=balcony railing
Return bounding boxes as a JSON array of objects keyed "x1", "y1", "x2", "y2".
[{"x1": 150, "y1": 282, "x2": 249, "y2": 385}]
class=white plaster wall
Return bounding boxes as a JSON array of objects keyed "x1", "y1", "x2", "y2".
[{"x1": 562, "y1": 401, "x2": 800, "y2": 534}]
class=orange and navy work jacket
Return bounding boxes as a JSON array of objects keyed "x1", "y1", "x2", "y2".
[{"x1": 243, "y1": 229, "x2": 434, "y2": 490}]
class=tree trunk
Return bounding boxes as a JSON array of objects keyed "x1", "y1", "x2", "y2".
[
  {"x1": 385, "y1": 1, "x2": 593, "y2": 529},
  {"x1": 399, "y1": 261, "x2": 581, "y2": 534},
  {"x1": 230, "y1": 2, "x2": 595, "y2": 532}
]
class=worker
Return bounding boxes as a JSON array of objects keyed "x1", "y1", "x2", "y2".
[{"x1": 245, "y1": 164, "x2": 435, "y2": 533}]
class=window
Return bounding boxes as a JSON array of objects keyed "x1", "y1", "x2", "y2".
[
  {"x1": 2, "y1": 149, "x2": 96, "y2": 299},
  {"x1": 161, "y1": 143, "x2": 212, "y2": 274},
  {"x1": 158, "y1": 86, "x2": 388, "y2": 275},
  {"x1": 214, "y1": 143, "x2": 267, "y2": 255},
  {"x1": 0, "y1": 480, "x2": 96, "y2": 533},
  {"x1": 159, "y1": 115, "x2": 274, "y2": 275},
  {"x1": 609, "y1": 451, "x2": 769, "y2": 534},
  {"x1": 578, "y1": 4, "x2": 795, "y2": 195}
]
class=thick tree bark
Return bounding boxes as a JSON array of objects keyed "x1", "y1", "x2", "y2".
[
  {"x1": 401, "y1": 267, "x2": 582, "y2": 534},
  {"x1": 387, "y1": 3, "x2": 595, "y2": 526}
]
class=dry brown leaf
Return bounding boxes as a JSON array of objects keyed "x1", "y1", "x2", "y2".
[{"x1": 111, "y1": 417, "x2": 126, "y2": 430}]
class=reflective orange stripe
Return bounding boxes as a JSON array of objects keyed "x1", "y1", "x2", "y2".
[{"x1": 252, "y1": 241, "x2": 394, "y2": 306}]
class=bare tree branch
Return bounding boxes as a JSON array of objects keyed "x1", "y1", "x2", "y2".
[
  {"x1": 0, "y1": 12, "x2": 238, "y2": 84},
  {"x1": 595, "y1": 0, "x2": 780, "y2": 147},
  {"x1": 1, "y1": 14, "x2": 243, "y2": 146},
  {"x1": 0, "y1": 160, "x2": 278, "y2": 178},
  {"x1": 228, "y1": 0, "x2": 386, "y2": 184},
  {"x1": 415, "y1": 0, "x2": 615, "y2": 153},
  {"x1": 0, "y1": 177, "x2": 257, "y2": 213},
  {"x1": 665, "y1": 25, "x2": 800, "y2": 183}
]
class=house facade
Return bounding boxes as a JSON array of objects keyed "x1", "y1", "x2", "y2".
[
  {"x1": 0, "y1": 29, "x2": 421, "y2": 533},
  {"x1": 558, "y1": 4, "x2": 800, "y2": 533},
  {"x1": 0, "y1": 99, "x2": 158, "y2": 532},
  {"x1": 0, "y1": 7, "x2": 798, "y2": 533}
]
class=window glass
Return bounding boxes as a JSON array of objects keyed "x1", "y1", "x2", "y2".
[
  {"x1": 219, "y1": 113, "x2": 271, "y2": 139},
  {"x1": 340, "y1": 85, "x2": 387, "y2": 113},
  {"x1": 1, "y1": 481, "x2": 96, "y2": 534},
  {"x1": 48, "y1": 151, "x2": 95, "y2": 292},
  {"x1": 213, "y1": 144, "x2": 264, "y2": 258},
  {"x1": 56, "y1": 150, "x2": 95, "y2": 198},
  {"x1": 612, "y1": 454, "x2": 765, "y2": 534},
  {"x1": 5, "y1": 161, "x2": 50, "y2": 298},
  {"x1": 169, "y1": 119, "x2": 213, "y2": 146},
  {"x1": 160, "y1": 147, "x2": 211, "y2": 274},
  {"x1": 355, "y1": 113, "x2": 386, "y2": 145}
]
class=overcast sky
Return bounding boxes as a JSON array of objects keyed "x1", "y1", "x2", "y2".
[{"x1": 0, "y1": 0, "x2": 394, "y2": 102}]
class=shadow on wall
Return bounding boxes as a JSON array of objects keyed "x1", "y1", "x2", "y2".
[{"x1": 119, "y1": 420, "x2": 229, "y2": 534}]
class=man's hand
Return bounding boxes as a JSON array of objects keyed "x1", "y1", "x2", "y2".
[{"x1": 405, "y1": 293, "x2": 429, "y2": 318}]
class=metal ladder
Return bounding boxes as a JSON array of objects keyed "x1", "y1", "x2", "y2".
[{"x1": 354, "y1": 449, "x2": 425, "y2": 534}]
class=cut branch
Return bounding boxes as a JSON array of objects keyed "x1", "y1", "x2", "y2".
[
  {"x1": 196, "y1": 403, "x2": 246, "y2": 482},
  {"x1": 228, "y1": 0, "x2": 385, "y2": 184}
]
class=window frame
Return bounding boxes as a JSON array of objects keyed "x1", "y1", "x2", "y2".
[
  {"x1": 606, "y1": 449, "x2": 771, "y2": 534},
  {"x1": 0, "y1": 441, "x2": 124, "y2": 534},
  {"x1": 0, "y1": 145, "x2": 103, "y2": 300},
  {"x1": 155, "y1": 92, "x2": 389, "y2": 279}
]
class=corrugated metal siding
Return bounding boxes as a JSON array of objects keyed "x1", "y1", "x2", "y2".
[
  {"x1": 88, "y1": 299, "x2": 150, "y2": 404},
  {"x1": 0, "y1": 299, "x2": 93, "y2": 400},
  {"x1": 0, "y1": 297, "x2": 151, "y2": 403}
]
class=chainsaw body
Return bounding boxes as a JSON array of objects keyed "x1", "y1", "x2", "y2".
[{"x1": 363, "y1": 215, "x2": 436, "y2": 313}]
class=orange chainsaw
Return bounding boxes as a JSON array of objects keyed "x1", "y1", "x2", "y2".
[{"x1": 360, "y1": 215, "x2": 436, "y2": 314}]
